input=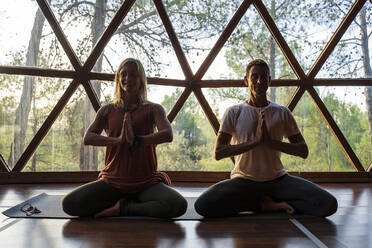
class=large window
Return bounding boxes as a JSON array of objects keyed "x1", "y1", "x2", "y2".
[{"x1": 0, "y1": 0, "x2": 371, "y2": 174}]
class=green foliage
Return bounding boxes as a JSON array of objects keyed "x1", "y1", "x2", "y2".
[
  {"x1": 158, "y1": 89, "x2": 211, "y2": 170},
  {"x1": 281, "y1": 92, "x2": 371, "y2": 172}
]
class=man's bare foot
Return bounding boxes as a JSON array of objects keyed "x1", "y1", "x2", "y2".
[
  {"x1": 260, "y1": 196, "x2": 295, "y2": 214},
  {"x1": 95, "y1": 201, "x2": 120, "y2": 218}
]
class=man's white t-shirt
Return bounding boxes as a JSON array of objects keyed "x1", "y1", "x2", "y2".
[{"x1": 219, "y1": 101, "x2": 300, "y2": 181}]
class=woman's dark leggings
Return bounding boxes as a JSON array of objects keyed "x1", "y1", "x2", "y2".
[
  {"x1": 62, "y1": 180, "x2": 187, "y2": 218},
  {"x1": 194, "y1": 174, "x2": 338, "y2": 218}
]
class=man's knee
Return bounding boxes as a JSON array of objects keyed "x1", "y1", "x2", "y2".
[
  {"x1": 321, "y1": 194, "x2": 338, "y2": 217},
  {"x1": 194, "y1": 196, "x2": 207, "y2": 216},
  {"x1": 194, "y1": 194, "x2": 221, "y2": 217}
]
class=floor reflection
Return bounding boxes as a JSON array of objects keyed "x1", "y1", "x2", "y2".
[
  {"x1": 63, "y1": 219, "x2": 185, "y2": 248},
  {"x1": 195, "y1": 218, "x2": 338, "y2": 248}
]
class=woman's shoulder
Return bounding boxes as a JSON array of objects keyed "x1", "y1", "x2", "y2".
[
  {"x1": 101, "y1": 103, "x2": 115, "y2": 111},
  {"x1": 97, "y1": 103, "x2": 116, "y2": 117},
  {"x1": 143, "y1": 101, "x2": 165, "y2": 111}
]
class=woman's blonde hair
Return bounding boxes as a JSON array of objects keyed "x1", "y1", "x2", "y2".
[{"x1": 113, "y1": 58, "x2": 147, "y2": 109}]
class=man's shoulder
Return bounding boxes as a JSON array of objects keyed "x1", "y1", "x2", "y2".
[
  {"x1": 224, "y1": 102, "x2": 247, "y2": 115},
  {"x1": 228, "y1": 102, "x2": 248, "y2": 110},
  {"x1": 268, "y1": 102, "x2": 291, "y2": 112}
]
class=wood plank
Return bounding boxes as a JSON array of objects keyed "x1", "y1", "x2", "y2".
[
  {"x1": 313, "y1": 78, "x2": 372, "y2": 86},
  {"x1": 88, "y1": 72, "x2": 115, "y2": 81},
  {"x1": 0, "y1": 153, "x2": 10, "y2": 173},
  {"x1": 167, "y1": 87, "x2": 192, "y2": 123},
  {"x1": 1, "y1": 66, "x2": 371, "y2": 87},
  {"x1": 81, "y1": 80, "x2": 101, "y2": 112},
  {"x1": 1, "y1": 183, "x2": 371, "y2": 247},
  {"x1": 197, "y1": 79, "x2": 300, "y2": 88},
  {"x1": 0, "y1": 66, "x2": 76, "y2": 79},
  {"x1": 192, "y1": 88, "x2": 220, "y2": 134},
  {"x1": 287, "y1": 87, "x2": 306, "y2": 111},
  {"x1": 148, "y1": 77, "x2": 189, "y2": 87}
]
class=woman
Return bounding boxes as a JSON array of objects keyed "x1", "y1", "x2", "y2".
[{"x1": 62, "y1": 58, "x2": 187, "y2": 218}]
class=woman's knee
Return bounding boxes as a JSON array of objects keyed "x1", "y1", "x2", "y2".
[
  {"x1": 62, "y1": 192, "x2": 93, "y2": 217},
  {"x1": 62, "y1": 194, "x2": 78, "y2": 216},
  {"x1": 169, "y1": 196, "x2": 188, "y2": 218},
  {"x1": 145, "y1": 183, "x2": 188, "y2": 218}
]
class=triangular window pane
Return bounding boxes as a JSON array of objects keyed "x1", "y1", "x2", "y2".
[
  {"x1": 101, "y1": 1, "x2": 184, "y2": 78},
  {"x1": 157, "y1": 90, "x2": 232, "y2": 171},
  {"x1": 166, "y1": 1, "x2": 240, "y2": 76},
  {"x1": 287, "y1": 91, "x2": 355, "y2": 172},
  {"x1": 317, "y1": 4, "x2": 371, "y2": 78},
  {"x1": 49, "y1": 0, "x2": 120, "y2": 66},
  {"x1": 316, "y1": 86, "x2": 371, "y2": 171},
  {"x1": 0, "y1": 75, "x2": 73, "y2": 170},
  {"x1": 0, "y1": 0, "x2": 73, "y2": 70},
  {"x1": 260, "y1": 1, "x2": 357, "y2": 76},
  {"x1": 207, "y1": 3, "x2": 296, "y2": 80},
  {"x1": 23, "y1": 85, "x2": 106, "y2": 171}
]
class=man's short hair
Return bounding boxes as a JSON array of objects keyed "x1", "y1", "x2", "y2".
[{"x1": 246, "y1": 59, "x2": 270, "y2": 75}]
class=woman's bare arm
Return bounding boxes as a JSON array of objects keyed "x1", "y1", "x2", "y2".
[
  {"x1": 83, "y1": 105, "x2": 123, "y2": 146},
  {"x1": 139, "y1": 103, "x2": 173, "y2": 146}
]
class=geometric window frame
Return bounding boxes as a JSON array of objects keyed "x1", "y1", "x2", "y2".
[{"x1": 0, "y1": 0, "x2": 371, "y2": 182}]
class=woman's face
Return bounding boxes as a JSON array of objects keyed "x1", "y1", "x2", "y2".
[{"x1": 119, "y1": 62, "x2": 141, "y2": 96}]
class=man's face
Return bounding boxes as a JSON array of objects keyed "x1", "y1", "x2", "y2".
[
  {"x1": 119, "y1": 62, "x2": 141, "y2": 95},
  {"x1": 244, "y1": 65, "x2": 271, "y2": 98}
]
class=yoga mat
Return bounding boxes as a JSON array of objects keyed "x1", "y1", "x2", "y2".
[
  {"x1": 1, "y1": 193, "x2": 201, "y2": 220},
  {"x1": 2, "y1": 193, "x2": 312, "y2": 220}
]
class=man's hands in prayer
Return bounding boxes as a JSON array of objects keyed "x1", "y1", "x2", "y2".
[{"x1": 254, "y1": 110, "x2": 272, "y2": 147}]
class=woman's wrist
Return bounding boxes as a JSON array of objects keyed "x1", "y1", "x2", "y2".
[{"x1": 132, "y1": 135, "x2": 143, "y2": 147}]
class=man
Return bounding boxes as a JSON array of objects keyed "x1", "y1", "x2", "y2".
[{"x1": 194, "y1": 59, "x2": 337, "y2": 218}]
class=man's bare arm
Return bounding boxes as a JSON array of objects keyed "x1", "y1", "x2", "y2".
[
  {"x1": 262, "y1": 124, "x2": 308, "y2": 158},
  {"x1": 214, "y1": 113, "x2": 308, "y2": 160},
  {"x1": 214, "y1": 115, "x2": 266, "y2": 160},
  {"x1": 214, "y1": 132, "x2": 260, "y2": 160}
]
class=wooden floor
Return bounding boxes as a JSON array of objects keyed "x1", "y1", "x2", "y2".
[{"x1": 0, "y1": 182, "x2": 371, "y2": 248}]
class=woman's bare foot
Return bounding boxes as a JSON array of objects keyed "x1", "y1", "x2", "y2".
[
  {"x1": 260, "y1": 196, "x2": 295, "y2": 214},
  {"x1": 95, "y1": 201, "x2": 120, "y2": 218}
]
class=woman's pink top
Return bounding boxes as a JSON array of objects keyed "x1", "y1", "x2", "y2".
[{"x1": 98, "y1": 103, "x2": 171, "y2": 193}]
